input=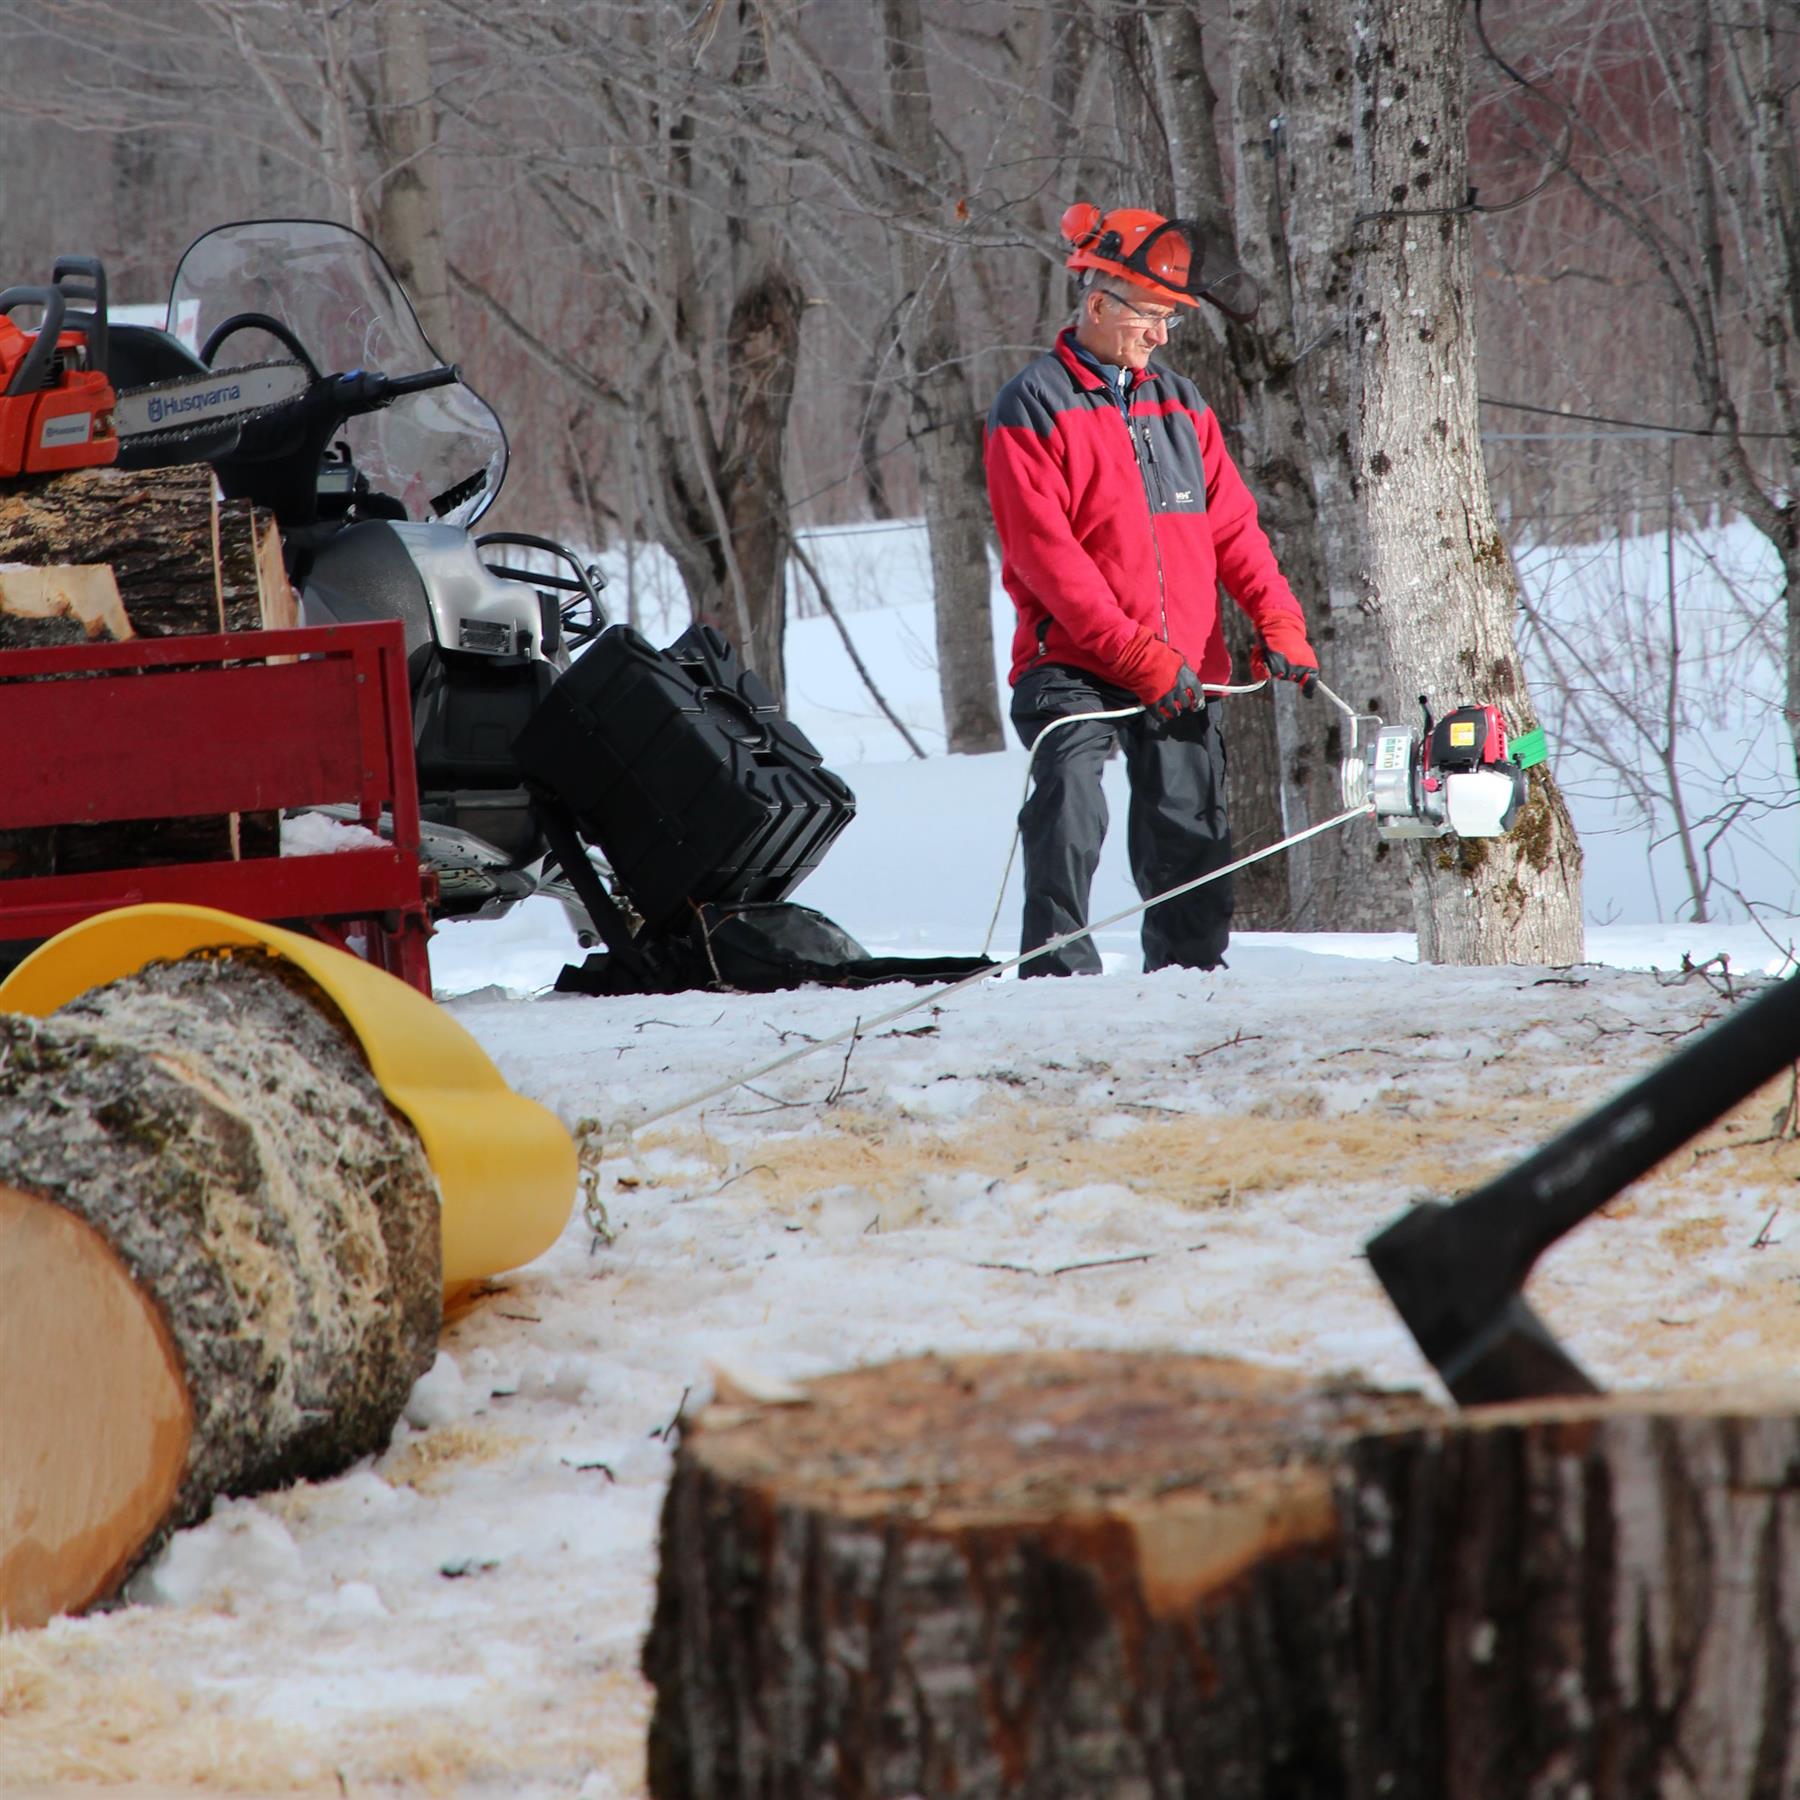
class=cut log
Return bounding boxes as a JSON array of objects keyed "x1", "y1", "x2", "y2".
[
  {"x1": 0, "y1": 464, "x2": 294, "y2": 877},
  {"x1": 644, "y1": 1350, "x2": 1800, "y2": 1799},
  {"x1": 0, "y1": 563, "x2": 132, "y2": 642},
  {"x1": 0, "y1": 463, "x2": 290, "y2": 638},
  {"x1": 219, "y1": 484, "x2": 298, "y2": 637},
  {"x1": 0, "y1": 948, "x2": 441, "y2": 1630}
]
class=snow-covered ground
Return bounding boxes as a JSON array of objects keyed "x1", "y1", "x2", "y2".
[{"x1": 6, "y1": 529, "x2": 1800, "y2": 1796}]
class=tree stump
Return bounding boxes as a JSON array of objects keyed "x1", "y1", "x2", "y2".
[
  {"x1": 0, "y1": 463, "x2": 296, "y2": 876},
  {"x1": 644, "y1": 1350, "x2": 1800, "y2": 1799},
  {"x1": 0, "y1": 948, "x2": 441, "y2": 1630}
]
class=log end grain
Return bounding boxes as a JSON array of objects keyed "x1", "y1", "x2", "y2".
[
  {"x1": 0, "y1": 563, "x2": 132, "y2": 641},
  {"x1": 687, "y1": 1350, "x2": 1416, "y2": 1601},
  {"x1": 0, "y1": 1185, "x2": 193, "y2": 1630},
  {"x1": 650, "y1": 1352, "x2": 1800, "y2": 1798},
  {"x1": 0, "y1": 949, "x2": 442, "y2": 1628}
]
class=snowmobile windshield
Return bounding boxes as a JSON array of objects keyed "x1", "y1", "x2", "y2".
[{"x1": 166, "y1": 219, "x2": 508, "y2": 527}]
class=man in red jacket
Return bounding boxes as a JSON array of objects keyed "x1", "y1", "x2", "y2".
[{"x1": 984, "y1": 203, "x2": 1319, "y2": 975}]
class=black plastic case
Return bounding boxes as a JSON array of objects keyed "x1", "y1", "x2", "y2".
[{"x1": 513, "y1": 623, "x2": 856, "y2": 928}]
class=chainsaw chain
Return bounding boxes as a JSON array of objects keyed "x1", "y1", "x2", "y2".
[{"x1": 117, "y1": 398, "x2": 309, "y2": 462}]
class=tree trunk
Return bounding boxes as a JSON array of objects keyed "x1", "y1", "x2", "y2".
[
  {"x1": 644, "y1": 1349, "x2": 1800, "y2": 1798},
  {"x1": 0, "y1": 465, "x2": 294, "y2": 876},
  {"x1": 1344, "y1": 0, "x2": 1583, "y2": 963},
  {"x1": 720, "y1": 262, "x2": 806, "y2": 710},
  {"x1": 878, "y1": 0, "x2": 1004, "y2": 756},
  {"x1": 371, "y1": 0, "x2": 452, "y2": 353},
  {"x1": 1115, "y1": 0, "x2": 1288, "y2": 924},
  {"x1": 1219, "y1": 604, "x2": 1290, "y2": 923},
  {"x1": 1227, "y1": 2, "x2": 1409, "y2": 932},
  {"x1": 0, "y1": 949, "x2": 440, "y2": 1631}
]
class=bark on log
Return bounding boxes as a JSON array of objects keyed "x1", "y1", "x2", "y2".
[
  {"x1": 0, "y1": 463, "x2": 293, "y2": 638},
  {"x1": 0, "y1": 464, "x2": 295, "y2": 875},
  {"x1": 644, "y1": 1350, "x2": 1800, "y2": 1799},
  {"x1": 0, "y1": 949, "x2": 441, "y2": 1631}
]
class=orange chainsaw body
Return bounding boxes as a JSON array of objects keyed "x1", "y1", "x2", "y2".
[{"x1": 0, "y1": 262, "x2": 119, "y2": 479}]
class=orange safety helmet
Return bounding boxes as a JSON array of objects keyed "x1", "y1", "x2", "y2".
[{"x1": 1061, "y1": 202, "x2": 1262, "y2": 322}]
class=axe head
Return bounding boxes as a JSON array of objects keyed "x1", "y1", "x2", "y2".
[{"x1": 1366, "y1": 1200, "x2": 1602, "y2": 1408}]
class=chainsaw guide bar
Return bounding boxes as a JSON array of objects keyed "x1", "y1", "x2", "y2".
[{"x1": 113, "y1": 359, "x2": 310, "y2": 448}]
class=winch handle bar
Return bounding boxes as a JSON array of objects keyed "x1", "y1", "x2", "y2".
[
  {"x1": 1367, "y1": 966, "x2": 1800, "y2": 1406},
  {"x1": 376, "y1": 364, "x2": 460, "y2": 400}
]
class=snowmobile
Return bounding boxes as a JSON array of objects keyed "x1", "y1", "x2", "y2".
[
  {"x1": 92, "y1": 219, "x2": 985, "y2": 994},
  {"x1": 99, "y1": 218, "x2": 609, "y2": 927}
]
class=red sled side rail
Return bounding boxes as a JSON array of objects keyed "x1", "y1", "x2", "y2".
[{"x1": 0, "y1": 622, "x2": 435, "y2": 992}]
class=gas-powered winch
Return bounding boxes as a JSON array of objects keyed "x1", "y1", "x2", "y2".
[{"x1": 1333, "y1": 692, "x2": 1538, "y2": 842}]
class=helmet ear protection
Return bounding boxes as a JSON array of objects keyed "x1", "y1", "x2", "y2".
[
  {"x1": 1060, "y1": 202, "x2": 1102, "y2": 246},
  {"x1": 1060, "y1": 204, "x2": 1128, "y2": 269}
]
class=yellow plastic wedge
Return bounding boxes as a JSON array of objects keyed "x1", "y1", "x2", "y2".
[{"x1": 0, "y1": 904, "x2": 577, "y2": 1288}]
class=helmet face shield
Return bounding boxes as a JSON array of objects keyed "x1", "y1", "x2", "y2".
[
  {"x1": 1127, "y1": 220, "x2": 1263, "y2": 323},
  {"x1": 1061, "y1": 203, "x2": 1263, "y2": 323}
]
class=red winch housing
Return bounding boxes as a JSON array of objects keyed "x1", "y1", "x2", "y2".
[
  {"x1": 1423, "y1": 702, "x2": 1511, "y2": 785},
  {"x1": 0, "y1": 259, "x2": 118, "y2": 479}
]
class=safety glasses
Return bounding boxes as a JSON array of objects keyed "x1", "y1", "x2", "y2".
[{"x1": 1098, "y1": 290, "x2": 1184, "y2": 334}]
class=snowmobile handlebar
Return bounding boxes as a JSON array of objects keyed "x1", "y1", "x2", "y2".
[
  {"x1": 324, "y1": 363, "x2": 459, "y2": 415},
  {"x1": 374, "y1": 364, "x2": 460, "y2": 400},
  {"x1": 209, "y1": 362, "x2": 464, "y2": 527}
]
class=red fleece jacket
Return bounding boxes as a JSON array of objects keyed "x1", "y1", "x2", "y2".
[{"x1": 984, "y1": 330, "x2": 1314, "y2": 703}]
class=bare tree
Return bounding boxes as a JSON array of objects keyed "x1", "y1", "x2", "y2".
[
  {"x1": 1094, "y1": 0, "x2": 1292, "y2": 926},
  {"x1": 1518, "y1": 488, "x2": 1794, "y2": 923},
  {"x1": 1475, "y1": 0, "x2": 1800, "y2": 786},
  {"x1": 756, "y1": 0, "x2": 1007, "y2": 750},
  {"x1": 877, "y1": 0, "x2": 1005, "y2": 752},
  {"x1": 1085, "y1": 1, "x2": 1408, "y2": 930},
  {"x1": 369, "y1": 0, "x2": 452, "y2": 352},
  {"x1": 1335, "y1": 0, "x2": 1585, "y2": 962},
  {"x1": 1220, "y1": 0, "x2": 1413, "y2": 930},
  {"x1": 442, "y1": 0, "x2": 807, "y2": 699}
]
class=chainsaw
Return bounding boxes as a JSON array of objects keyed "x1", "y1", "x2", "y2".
[
  {"x1": 0, "y1": 252, "x2": 317, "y2": 480},
  {"x1": 0, "y1": 259, "x2": 118, "y2": 478}
]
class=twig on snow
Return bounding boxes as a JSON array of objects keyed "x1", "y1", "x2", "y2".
[
  {"x1": 651, "y1": 1386, "x2": 692, "y2": 1442},
  {"x1": 675, "y1": 1162, "x2": 776, "y2": 1201},
  {"x1": 561, "y1": 1459, "x2": 616, "y2": 1480},
  {"x1": 974, "y1": 1243, "x2": 1208, "y2": 1277},
  {"x1": 1184, "y1": 1030, "x2": 1261, "y2": 1063},
  {"x1": 827, "y1": 1018, "x2": 863, "y2": 1104},
  {"x1": 788, "y1": 533, "x2": 928, "y2": 759}
]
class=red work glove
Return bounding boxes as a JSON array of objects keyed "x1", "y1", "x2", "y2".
[
  {"x1": 1250, "y1": 620, "x2": 1319, "y2": 696},
  {"x1": 1112, "y1": 627, "x2": 1189, "y2": 708}
]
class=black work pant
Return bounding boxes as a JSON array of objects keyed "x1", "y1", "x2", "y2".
[{"x1": 1010, "y1": 662, "x2": 1234, "y2": 976}]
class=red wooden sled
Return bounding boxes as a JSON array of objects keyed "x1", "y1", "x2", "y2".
[{"x1": 0, "y1": 621, "x2": 434, "y2": 994}]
